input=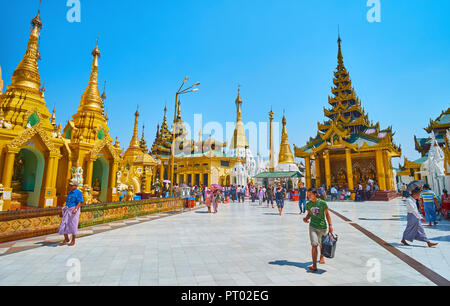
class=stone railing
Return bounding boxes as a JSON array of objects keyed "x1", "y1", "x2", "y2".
[{"x1": 0, "y1": 198, "x2": 185, "y2": 244}]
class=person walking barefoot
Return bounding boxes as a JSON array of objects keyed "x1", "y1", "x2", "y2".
[
  {"x1": 275, "y1": 184, "x2": 285, "y2": 216},
  {"x1": 401, "y1": 187, "x2": 438, "y2": 248},
  {"x1": 303, "y1": 188, "x2": 333, "y2": 272},
  {"x1": 59, "y1": 180, "x2": 83, "y2": 247}
]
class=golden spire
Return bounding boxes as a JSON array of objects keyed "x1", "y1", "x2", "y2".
[
  {"x1": 51, "y1": 106, "x2": 56, "y2": 126},
  {"x1": 129, "y1": 106, "x2": 140, "y2": 149},
  {"x1": 230, "y1": 86, "x2": 249, "y2": 150},
  {"x1": 235, "y1": 86, "x2": 243, "y2": 122},
  {"x1": 101, "y1": 81, "x2": 106, "y2": 103},
  {"x1": 278, "y1": 113, "x2": 295, "y2": 164},
  {"x1": 140, "y1": 124, "x2": 148, "y2": 152},
  {"x1": 9, "y1": 9, "x2": 43, "y2": 94},
  {"x1": 337, "y1": 33, "x2": 344, "y2": 71},
  {"x1": 79, "y1": 38, "x2": 103, "y2": 112}
]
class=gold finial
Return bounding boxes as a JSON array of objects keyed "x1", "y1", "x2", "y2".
[
  {"x1": 101, "y1": 81, "x2": 106, "y2": 101},
  {"x1": 236, "y1": 83, "x2": 242, "y2": 103},
  {"x1": 92, "y1": 34, "x2": 101, "y2": 57},
  {"x1": 32, "y1": 0, "x2": 43, "y2": 30},
  {"x1": 40, "y1": 81, "x2": 46, "y2": 98},
  {"x1": 269, "y1": 107, "x2": 274, "y2": 120},
  {"x1": 337, "y1": 31, "x2": 344, "y2": 69},
  {"x1": 51, "y1": 105, "x2": 56, "y2": 125}
]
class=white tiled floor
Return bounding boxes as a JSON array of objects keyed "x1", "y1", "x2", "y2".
[
  {"x1": 0, "y1": 199, "x2": 446, "y2": 286},
  {"x1": 328, "y1": 199, "x2": 450, "y2": 281}
]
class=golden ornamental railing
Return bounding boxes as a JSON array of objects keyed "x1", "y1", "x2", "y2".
[{"x1": 0, "y1": 197, "x2": 185, "y2": 244}]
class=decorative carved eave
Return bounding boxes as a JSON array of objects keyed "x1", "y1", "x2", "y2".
[
  {"x1": 294, "y1": 146, "x2": 313, "y2": 158},
  {"x1": 404, "y1": 157, "x2": 422, "y2": 169},
  {"x1": 425, "y1": 108, "x2": 450, "y2": 133},
  {"x1": 311, "y1": 138, "x2": 358, "y2": 155},
  {"x1": 320, "y1": 122, "x2": 350, "y2": 141},
  {"x1": 90, "y1": 138, "x2": 122, "y2": 162},
  {"x1": 6, "y1": 122, "x2": 61, "y2": 157},
  {"x1": 425, "y1": 120, "x2": 450, "y2": 133}
]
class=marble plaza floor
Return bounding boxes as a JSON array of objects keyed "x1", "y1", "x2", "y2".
[{"x1": 0, "y1": 199, "x2": 448, "y2": 286}]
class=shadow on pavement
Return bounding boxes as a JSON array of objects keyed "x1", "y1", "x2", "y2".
[
  {"x1": 390, "y1": 242, "x2": 427, "y2": 249},
  {"x1": 35, "y1": 241, "x2": 60, "y2": 248},
  {"x1": 358, "y1": 217, "x2": 406, "y2": 222},
  {"x1": 428, "y1": 235, "x2": 450, "y2": 242},
  {"x1": 268, "y1": 260, "x2": 327, "y2": 274}
]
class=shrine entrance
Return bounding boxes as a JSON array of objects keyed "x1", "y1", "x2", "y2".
[
  {"x1": 12, "y1": 148, "x2": 45, "y2": 207},
  {"x1": 92, "y1": 157, "x2": 109, "y2": 203}
]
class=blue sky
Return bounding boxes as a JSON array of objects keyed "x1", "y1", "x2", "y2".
[{"x1": 1, "y1": 0, "x2": 449, "y2": 165}]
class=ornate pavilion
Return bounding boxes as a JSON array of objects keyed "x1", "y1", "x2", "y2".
[
  {"x1": 397, "y1": 108, "x2": 450, "y2": 193},
  {"x1": 294, "y1": 36, "x2": 401, "y2": 199}
]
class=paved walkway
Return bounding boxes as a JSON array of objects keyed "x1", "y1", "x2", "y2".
[
  {"x1": 0, "y1": 199, "x2": 447, "y2": 286},
  {"x1": 328, "y1": 199, "x2": 450, "y2": 282}
]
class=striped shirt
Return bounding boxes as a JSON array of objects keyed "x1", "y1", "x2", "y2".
[{"x1": 420, "y1": 189, "x2": 437, "y2": 204}]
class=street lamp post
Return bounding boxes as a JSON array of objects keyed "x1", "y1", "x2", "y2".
[{"x1": 169, "y1": 76, "x2": 200, "y2": 197}]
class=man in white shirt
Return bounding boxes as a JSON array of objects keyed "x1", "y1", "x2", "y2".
[{"x1": 330, "y1": 186, "x2": 338, "y2": 201}]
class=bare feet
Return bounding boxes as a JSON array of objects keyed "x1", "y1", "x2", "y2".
[
  {"x1": 401, "y1": 239, "x2": 410, "y2": 246},
  {"x1": 59, "y1": 240, "x2": 69, "y2": 246},
  {"x1": 427, "y1": 242, "x2": 438, "y2": 248},
  {"x1": 68, "y1": 240, "x2": 75, "y2": 247},
  {"x1": 434, "y1": 222, "x2": 438, "y2": 226},
  {"x1": 319, "y1": 256, "x2": 325, "y2": 264},
  {"x1": 308, "y1": 265, "x2": 318, "y2": 272}
]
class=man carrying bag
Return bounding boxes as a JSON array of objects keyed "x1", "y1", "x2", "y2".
[{"x1": 303, "y1": 188, "x2": 334, "y2": 272}]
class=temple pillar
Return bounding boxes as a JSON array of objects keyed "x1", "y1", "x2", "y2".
[
  {"x1": 59, "y1": 159, "x2": 72, "y2": 207},
  {"x1": 1, "y1": 149, "x2": 18, "y2": 211},
  {"x1": 385, "y1": 152, "x2": 396, "y2": 190},
  {"x1": 345, "y1": 149, "x2": 354, "y2": 190},
  {"x1": 414, "y1": 171, "x2": 420, "y2": 181},
  {"x1": 152, "y1": 166, "x2": 157, "y2": 186},
  {"x1": 85, "y1": 158, "x2": 94, "y2": 188},
  {"x1": 199, "y1": 172, "x2": 204, "y2": 186},
  {"x1": 107, "y1": 161, "x2": 119, "y2": 202},
  {"x1": 324, "y1": 150, "x2": 331, "y2": 189},
  {"x1": 376, "y1": 150, "x2": 386, "y2": 191},
  {"x1": 159, "y1": 162, "x2": 165, "y2": 182},
  {"x1": 305, "y1": 156, "x2": 312, "y2": 189},
  {"x1": 41, "y1": 155, "x2": 59, "y2": 208},
  {"x1": 2, "y1": 150, "x2": 17, "y2": 189},
  {"x1": 314, "y1": 155, "x2": 321, "y2": 188}
]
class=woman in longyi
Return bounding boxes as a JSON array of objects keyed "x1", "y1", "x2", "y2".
[{"x1": 59, "y1": 179, "x2": 84, "y2": 247}]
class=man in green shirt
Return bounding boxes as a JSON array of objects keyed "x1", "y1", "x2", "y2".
[{"x1": 303, "y1": 188, "x2": 334, "y2": 272}]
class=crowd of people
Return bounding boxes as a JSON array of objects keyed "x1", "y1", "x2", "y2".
[{"x1": 57, "y1": 178, "x2": 444, "y2": 273}]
